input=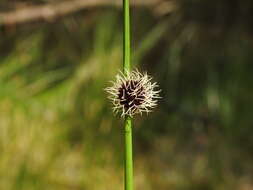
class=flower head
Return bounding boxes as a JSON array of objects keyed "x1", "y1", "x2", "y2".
[{"x1": 105, "y1": 69, "x2": 161, "y2": 117}]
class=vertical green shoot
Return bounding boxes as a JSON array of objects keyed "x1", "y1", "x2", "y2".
[
  {"x1": 123, "y1": 0, "x2": 131, "y2": 74},
  {"x1": 123, "y1": 0, "x2": 133, "y2": 190},
  {"x1": 124, "y1": 116, "x2": 133, "y2": 190}
]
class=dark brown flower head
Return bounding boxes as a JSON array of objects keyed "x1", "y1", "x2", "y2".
[{"x1": 105, "y1": 69, "x2": 161, "y2": 117}]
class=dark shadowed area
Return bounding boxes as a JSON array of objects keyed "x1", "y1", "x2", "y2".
[{"x1": 0, "y1": 0, "x2": 253, "y2": 189}]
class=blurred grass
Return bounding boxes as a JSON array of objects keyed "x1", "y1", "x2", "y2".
[{"x1": 1, "y1": 1, "x2": 253, "y2": 190}]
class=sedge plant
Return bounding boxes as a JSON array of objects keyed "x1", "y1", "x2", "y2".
[
  {"x1": 105, "y1": 0, "x2": 161, "y2": 189},
  {"x1": 123, "y1": 0, "x2": 133, "y2": 189}
]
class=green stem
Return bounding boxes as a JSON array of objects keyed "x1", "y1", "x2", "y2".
[
  {"x1": 124, "y1": 116, "x2": 133, "y2": 190},
  {"x1": 123, "y1": 0, "x2": 131, "y2": 74},
  {"x1": 123, "y1": 0, "x2": 133, "y2": 190}
]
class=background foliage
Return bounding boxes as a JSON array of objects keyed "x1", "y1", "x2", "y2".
[{"x1": 0, "y1": 0, "x2": 253, "y2": 189}]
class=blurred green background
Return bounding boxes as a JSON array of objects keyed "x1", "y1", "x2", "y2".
[{"x1": 1, "y1": 0, "x2": 253, "y2": 189}]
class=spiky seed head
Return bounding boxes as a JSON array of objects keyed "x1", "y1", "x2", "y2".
[{"x1": 105, "y1": 69, "x2": 161, "y2": 117}]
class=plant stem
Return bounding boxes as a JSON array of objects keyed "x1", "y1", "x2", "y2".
[
  {"x1": 123, "y1": 0, "x2": 133, "y2": 190},
  {"x1": 123, "y1": 0, "x2": 131, "y2": 74},
  {"x1": 124, "y1": 116, "x2": 133, "y2": 190}
]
